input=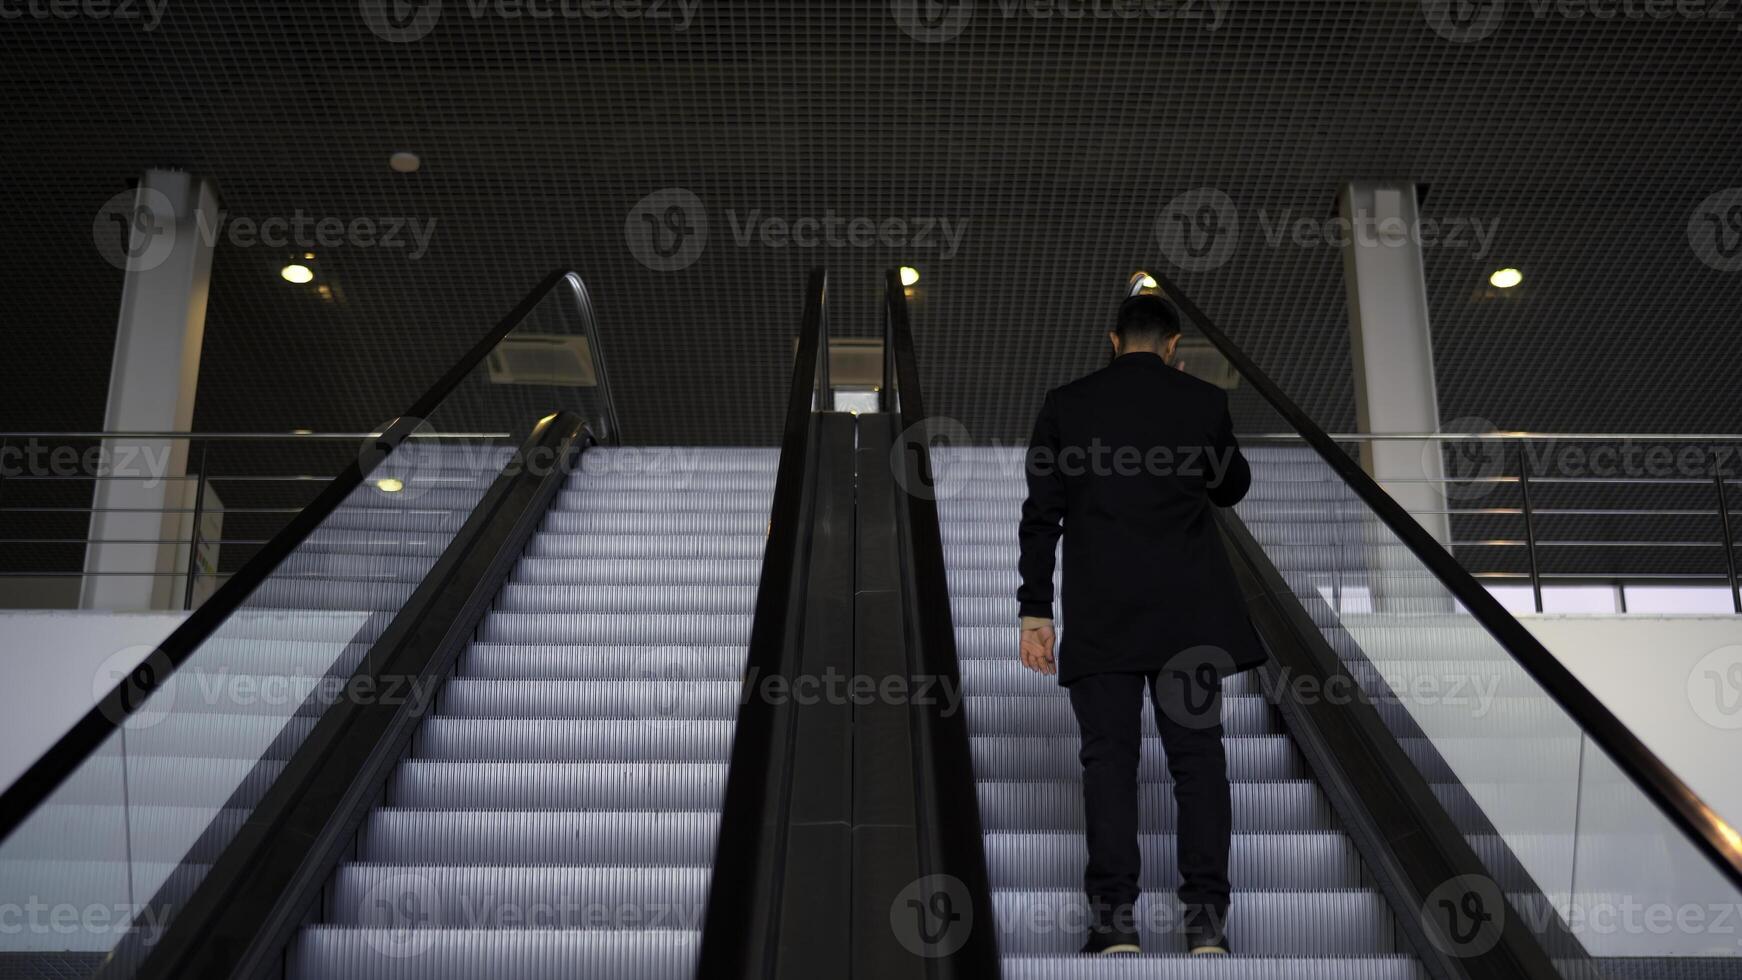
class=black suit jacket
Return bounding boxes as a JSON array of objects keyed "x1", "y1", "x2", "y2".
[{"x1": 1018, "y1": 352, "x2": 1265, "y2": 684}]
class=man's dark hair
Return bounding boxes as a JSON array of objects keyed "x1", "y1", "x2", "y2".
[{"x1": 1116, "y1": 294, "x2": 1183, "y2": 347}]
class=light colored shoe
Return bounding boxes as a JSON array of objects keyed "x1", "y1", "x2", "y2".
[
  {"x1": 1099, "y1": 943, "x2": 1142, "y2": 955},
  {"x1": 1189, "y1": 944, "x2": 1229, "y2": 956}
]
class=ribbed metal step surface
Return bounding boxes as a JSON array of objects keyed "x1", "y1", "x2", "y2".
[
  {"x1": 288, "y1": 446, "x2": 775, "y2": 980},
  {"x1": 932, "y1": 446, "x2": 1425, "y2": 976},
  {"x1": 0, "y1": 445, "x2": 514, "y2": 953}
]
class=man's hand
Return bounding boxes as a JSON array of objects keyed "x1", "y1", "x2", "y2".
[{"x1": 1020, "y1": 621, "x2": 1057, "y2": 675}]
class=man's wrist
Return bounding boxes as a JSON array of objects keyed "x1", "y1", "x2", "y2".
[{"x1": 1020, "y1": 615, "x2": 1054, "y2": 631}]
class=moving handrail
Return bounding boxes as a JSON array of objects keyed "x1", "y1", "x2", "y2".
[
  {"x1": 878, "y1": 268, "x2": 1003, "y2": 976},
  {"x1": 1147, "y1": 267, "x2": 1742, "y2": 893},
  {"x1": 0, "y1": 270, "x2": 619, "y2": 843},
  {"x1": 697, "y1": 267, "x2": 831, "y2": 978}
]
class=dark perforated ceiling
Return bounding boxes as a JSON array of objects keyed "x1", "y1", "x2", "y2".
[{"x1": 2, "y1": 0, "x2": 1741, "y2": 452}]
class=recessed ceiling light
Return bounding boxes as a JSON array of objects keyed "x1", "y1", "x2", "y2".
[
  {"x1": 1134, "y1": 271, "x2": 1158, "y2": 290},
  {"x1": 375, "y1": 477, "x2": 405, "y2": 493},
  {"x1": 280, "y1": 264, "x2": 314, "y2": 284},
  {"x1": 1489, "y1": 267, "x2": 1523, "y2": 289},
  {"x1": 899, "y1": 266, "x2": 921, "y2": 287},
  {"x1": 291, "y1": 428, "x2": 314, "y2": 435},
  {"x1": 389, "y1": 151, "x2": 422, "y2": 174},
  {"x1": 303, "y1": 252, "x2": 316, "y2": 261}
]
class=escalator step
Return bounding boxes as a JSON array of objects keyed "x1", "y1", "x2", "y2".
[
  {"x1": 386, "y1": 761, "x2": 729, "y2": 810},
  {"x1": 551, "y1": 489, "x2": 774, "y2": 513},
  {"x1": 542, "y1": 511, "x2": 768, "y2": 535},
  {"x1": 288, "y1": 927, "x2": 698, "y2": 980},
  {"x1": 999, "y1": 957, "x2": 1428, "y2": 979},
  {"x1": 326, "y1": 865, "x2": 709, "y2": 927},
  {"x1": 976, "y1": 780, "x2": 1335, "y2": 832},
  {"x1": 567, "y1": 471, "x2": 775, "y2": 493},
  {"x1": 412, "y1": 718, "x2": 733, "y2": 761},
  {"x1": 984, "y1": 832, "x2": 1362, "y2": 889},
  {"x1": 970, "y1": 734, "x2": 1303, "y2": 780},
  {"x1": 965, "y1": 695, "x2": 1280, "y2": 736},
  {"x1": 455, "y1": 644, "x2": 745, "y2": 681},
  {"x1": 494, "y1": 584, "x2": 759, "y2": 614},
  {"x1": 524, "y1": 533, "x2": 766, "y2": 560},
  {"x1": 477, "y1": 612, "x2": 753, "y2": 645},
  {"x1": 989, "y1": 889, "x2": 1395, "y2": 956},
  {"x1": 509, "y1": 557, "x2": 765, "y2": 585},
  {"x1": 356, "y1": 810, "x2": 719, "y2": 865},
  {"x1": 437, "y1": 679, "x2": 740, "y2": 720}
]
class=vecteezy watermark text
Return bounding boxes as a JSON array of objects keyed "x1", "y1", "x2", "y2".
[
  {"x1": 1155, "y1": 187, "x2": 1499, "y2": 272},
  {"x1": 1433, "y1": 427, "x2": 1742, "y2": 502},
  {"x1": 0, "y1": 899, "x2": 169, "y2": 943},
  {"x1": 94, "y1": 188, "x2": 438, "y2": 272},
  {"x1": 743, "y1": 667, "x2": 965, "y2": 715},
  {"x1": 889, "y1": 0, "x2": 1227, "y2": 43},
  {"x1": 360, "y1": 0, "x2": 700, "y2": 43},
  {"x1": 625, "y1": 187, "x2": 969, "y2": 271},
  {"x1": 0, "y1": 0, "x2": 167, "y2": 30},
  {"x1": 1423, "y1": 0, "x2": 1742, "y2": 44},
  {"x1": 0, "y1": 439, "x2": 172, "y2": 486}
]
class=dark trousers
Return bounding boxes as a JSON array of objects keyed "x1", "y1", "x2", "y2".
[{"x1": 1067, "y1": 668, "x2": 1232, "y2": 940}]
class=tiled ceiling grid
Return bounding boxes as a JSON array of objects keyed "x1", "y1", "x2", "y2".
[{"x1": 1, "y1": 2, "x2": 1740, "y2": 581}]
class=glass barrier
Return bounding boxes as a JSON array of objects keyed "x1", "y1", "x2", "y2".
[
  {"x1": 0, "y1": 272, "x2": 613, "y2": 970},
  {"x1": 1202, "y1": 319, "x2": 1742, "y2": 964}
]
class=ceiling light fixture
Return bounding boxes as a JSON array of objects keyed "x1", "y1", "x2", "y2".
[
  {"x1": 899, "y1": 266, "x2": 921, "y2": 287},
  {"x1": 375, "y1": 477, "x2": 405, "y2": 493},
  {"x1": 389, "y1": 151, "x2": 422, "y2": 174},
  {"x1": 280, "y1": 264, "x2": 314, "y2": 284},
  {"x1": 1489, "y1": 267, "x2": 1523, "y2": 289}
]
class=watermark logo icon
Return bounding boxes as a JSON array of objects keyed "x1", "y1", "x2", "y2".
[
  {"x1": 1154, "y1": 645, "x2": 1233, "y2": 731},
  {"x1": 1689, "y1": 645, "x2": 1742, "y2": 730},
  {"x1": 890, "y1": 0, "x2": 974, "y2": 42},
  {"x1": 1155, "y1": 188, "x2": 1239, "y2": 272},
  {"x1": 361, "y1": 871, "x2": 443, "y2": 957},
  {"x1": 1435, "y1": 417, "x2": 1510, "y2": 502},
  {"x1": 1422, "y1": 0, "x2": 1506, "y2": 42},
  {"x1": 93, "y1": 187, "x2": 178, "y2": 273},
  {"x1": 361, "y1": 0, "x2": 443, "y2": 42},
  {"x1": 93, "y1": 645, "x2": 177, "y2": 730},
  {"x1": 1689, "y1": 188, "x2": 1742, "y2": 273},
  {"x1": 626, "y1": 188, "x2": 709, "y2": 271},
  {"x1": 891, "y1": 416, "x2": 975, "y2": 501},
  {"x1": 1421, "y1": 874, "x2": 1505, "y2": 957},
  {"x1": 891, "y1": 874, "x2": 973, "y2": 957},
  {"x1": 630, "y1": 646, "x2": 696, "y2": 722},
  {"x1": 358, "y1": 417, "x2": 447, "y2": 503}
]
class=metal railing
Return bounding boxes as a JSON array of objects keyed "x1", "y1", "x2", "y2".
[
  {"x1": 0, "y1": 430, "x2": 513, "y2": 610},
  {"x1": 1241, "y1": 431, "x2": 1742, "y2": 614},
  {"x1": 7, "y1": 424, "x2": 1738, "y2": 615}
]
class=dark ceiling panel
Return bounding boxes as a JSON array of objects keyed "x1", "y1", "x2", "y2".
[{"x1": 2, "y1": 0, "x2": 1740, "y2": 453}]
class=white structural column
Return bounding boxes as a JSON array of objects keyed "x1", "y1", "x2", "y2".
[
  {"x1": 81, "y1": 170, "x2": 220, "y2": 610},
  {"x1": 1337, "y1": 180, "x2": 1452, "y2": 549}
]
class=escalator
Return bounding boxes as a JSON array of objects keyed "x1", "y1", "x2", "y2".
[
  {"x1": 932, "y1": 444, "x2": 1421, "y2": 976},
  {"x1": 287, "y1": 445, "x2": 777, "y2": 977},
  {"x1": 3, "y1": 263, "x2": 1740, "y2": 980},
  {"x1": 880, "y1": 268, "x2": 1742, "y2": 980},
  {"x1": 0, "y1": 446, "x2": 513, "y2": 948},
  {"x1": 0, "y1": 270, "x2": 827, "y2": 980}
]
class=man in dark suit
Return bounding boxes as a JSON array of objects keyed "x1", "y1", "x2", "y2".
[{"x1": 1016, "y1": 292, "x2": 1263, "y2": 956}]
